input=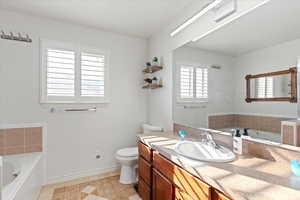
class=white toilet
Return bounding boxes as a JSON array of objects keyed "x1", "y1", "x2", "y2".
[
  {"x1": 116, "y1": 124, "x2": 163, "y2": 184},
  {"x1": 116, "y1": 147, "x2": 138, "y2": 184}
]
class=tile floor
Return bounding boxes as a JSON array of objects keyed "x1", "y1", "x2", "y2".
[{"x1": 38, "y1": 171, "x2": 141, "y2": 200}]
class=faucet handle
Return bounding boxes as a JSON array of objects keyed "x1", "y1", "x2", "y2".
[{"x1": 178, "y1": 130, "x2": 188, "y2": 140}]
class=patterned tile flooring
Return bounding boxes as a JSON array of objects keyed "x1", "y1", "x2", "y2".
[{"x1": 38, "y1": 172, "x2": 141, "y2": 200}]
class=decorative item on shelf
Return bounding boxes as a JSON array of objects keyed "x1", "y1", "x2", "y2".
[
  {"x1": 152, "y1": 77, "x2": 158, "y2": 85},
  {"x1": 145, "y1": 62, "x2": 152, "y2": 70},
  {"x1": 152, "y1": 57, "x2": 159, "y2": 66}
]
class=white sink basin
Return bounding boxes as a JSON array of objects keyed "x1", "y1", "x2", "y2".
[{"x1": 174, "y1": 141, "x2": 236, "y2": 163}]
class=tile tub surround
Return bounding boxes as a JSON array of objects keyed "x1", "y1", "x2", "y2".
[
  {"x1": 139, "y1": 132, "x2": 300, "y2": 200},
  {"x1": 208, "y1": 114, "x2": 292, "y2": 133},
  {"x1": 0, "y1": 127, "x2": 43, "y2": 155}
]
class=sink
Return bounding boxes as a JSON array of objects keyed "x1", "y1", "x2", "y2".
[{"x1": 174, "y1": 141, "x2": 236, "y2": 163}]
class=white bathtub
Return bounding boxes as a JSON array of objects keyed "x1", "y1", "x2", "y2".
[
  {"x1": 221, "y1": 128, "x2": 281, "y2": 143},
  {"x1": 1, "y1": 153, "x2": 44, "y2": 200}
]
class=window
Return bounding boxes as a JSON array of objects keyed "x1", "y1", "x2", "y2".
[
  {"x1": 256, "y1": 77, "x2": 273, "y2": 98},
  {"x1": 178, "y1": 65, "x2": 208, "y2": 102},
  {"x1": 40, "y1": 40, "x2": 109, "y2": 103}
]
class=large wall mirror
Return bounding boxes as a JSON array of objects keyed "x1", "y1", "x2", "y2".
[
  {"x1": 172, "y1": 1, "x2": 300, "y2": 147},
  {"x1": 246, "y1": 67, "x2": 297, "y2": 103}
]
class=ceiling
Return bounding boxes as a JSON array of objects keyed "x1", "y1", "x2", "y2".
[
  {"x1": 189, "y1": 0, "x2": 300, "y2": 56},
  {"x1": 0, "y1": 0, "x2": 196, "y2": 38}
]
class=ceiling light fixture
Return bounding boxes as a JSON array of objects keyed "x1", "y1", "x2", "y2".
[{"x1": 170, "y1": 0, "x2": 224, "y2": 37}]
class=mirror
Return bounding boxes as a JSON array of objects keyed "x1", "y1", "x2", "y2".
[
  {"x1": 172, "y1": 1, "x2": 300, "y2": 146},
  {"x1": 246, "y1": 68, "x2": 297, "y2": 103}
]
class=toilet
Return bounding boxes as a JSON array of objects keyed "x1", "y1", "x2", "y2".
[
  {"x1": 116, "y1": 147, "x2": 138, "y2": 184},
  {"x1": 116, "y1": 124, "x2": 163, "y2": 184}
]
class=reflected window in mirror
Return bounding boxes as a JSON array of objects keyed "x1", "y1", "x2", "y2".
[
  {"x1": 178, "y1": 65, "x2": 208, "y2": 102},
  {"x1": 256, "y1": 77, "x2": 274, "y2": 98}
]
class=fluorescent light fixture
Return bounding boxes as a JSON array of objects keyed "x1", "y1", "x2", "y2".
[
  {"x1": 170, "y1": 0, "x2": 224, "y2": 37},
  {"x1": 191, "y1": 0, "x2": 270, "y2": 42}
]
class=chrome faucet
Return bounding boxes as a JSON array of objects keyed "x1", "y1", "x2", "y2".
[{"x1": 201, "y1": 131, "x2": 218, "y2": 148}]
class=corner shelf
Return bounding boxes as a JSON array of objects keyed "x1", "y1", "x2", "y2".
[
  {"x1": 142, "y1": 84, "x2": 163, "y2": 89},
  {"x1": 143, "y1": 66, "x2": 163, "y2": 74}
]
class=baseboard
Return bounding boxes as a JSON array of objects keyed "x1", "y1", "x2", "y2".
[{"x1": 46, "y1": 165, "x2": 120, "y2": 185}]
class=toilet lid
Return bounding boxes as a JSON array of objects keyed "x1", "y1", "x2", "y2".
[{"x1": 117, "y1": 147, "x2": 138, "y2": 157}]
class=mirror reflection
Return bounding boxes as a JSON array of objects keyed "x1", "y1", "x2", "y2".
[
  {"x1": 249, "y1": 74, "x2": 291, "y2": 99},
  {"x1": 172, "y1": 15, "x2": 299, "y2": 146}
]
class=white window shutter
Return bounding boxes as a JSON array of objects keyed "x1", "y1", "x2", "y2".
[
  {"x1": 80, "y1": 52, "x2": 105, "y2": 97},
  {"x1": 256, "y1": 77, "x2": 273, "y2": 98},
  {"x1": 46, "y1": 49, "x2": 75, "y2": 97},
  {"x1": 266, "y1": 77, "x2": 273, "y2": 98},
  {"x1": 41, "y1": 39, "x2": 109, "y2": 104},
  {"x1": 196, "y1": 68, "x2": 208, "y2": 99},
  {"x1": 178, "y1": 65, "x2": 208, "y2": 102},
  {"x1": 180, "y1": 66, "x2": 194, "y2": 99}
]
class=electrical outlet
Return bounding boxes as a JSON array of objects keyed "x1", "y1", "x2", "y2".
[{"x1": 94, "y1": 150, "x2": 102, "y2": 160}]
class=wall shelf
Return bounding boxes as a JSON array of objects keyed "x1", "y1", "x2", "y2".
[
  {"x1": 143, "y1": 66, "x2": 163, "y2": 74},
  {"x1": 142, "y1": 84, "x2": 163, "y2": 89}
]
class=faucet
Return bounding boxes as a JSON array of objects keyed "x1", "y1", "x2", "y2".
[{"x1": 201, "y1": 131, "x2": 218, "y2": 148}]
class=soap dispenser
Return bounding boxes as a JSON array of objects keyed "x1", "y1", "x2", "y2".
[{"x1": 233, "y1": 129, "x2": 243, "y2": 155}]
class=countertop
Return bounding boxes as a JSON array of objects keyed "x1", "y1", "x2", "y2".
[{"x1": 138, "y1": 132, "x2": 300, "y2": 200}]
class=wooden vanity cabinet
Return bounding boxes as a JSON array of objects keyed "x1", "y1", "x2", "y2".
[
  {"x1": 138, "y1": 142, "x2": 153, "y2": 200},
  {"x1": 138, "y1": 141, "x2": 232, "y2": 200},
  {"x1": 152, "y1": 169, "x2": 173, "y2": 200}
]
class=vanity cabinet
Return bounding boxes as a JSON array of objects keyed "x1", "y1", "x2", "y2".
[
  {"x1": 138, "y1": 142, "x2": 153, "y2": 200},
  {"x1": 152, "y1": 169, "x2": 173, "y2": 200},
  {"x1": 138, "y1": 141, "x2": 231, "y2": 200}
]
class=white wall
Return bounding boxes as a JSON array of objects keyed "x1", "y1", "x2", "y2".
[
  {"x1": 173, "y1": 47, "x2": 235, "y2": 127},
  {"x1": 148, "y1": 0, "x2": 270, "y2": 130},
  {"x1": 0, "y1": 11, "x2": 147, "y2": 183},
  {"x1": 233, "y1": 38, "x2": 300, "y2": 118}
]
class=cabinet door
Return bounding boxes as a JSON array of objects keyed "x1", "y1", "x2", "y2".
[
  {"x1": 175, "y1": 187, "x2": 194, "y2": 200},
  {"x1": 139, "y1": 157, "x2": 152, "y2": 185},
  {"x1": 212, "y1": 190, "x2": 231, "y2": 200},
  {"x1": 152, "y1": 169, "x2": 173, "y2": 200},
  {"x1": 138, "y1": 178, "x2": 151, "y2": 200}
]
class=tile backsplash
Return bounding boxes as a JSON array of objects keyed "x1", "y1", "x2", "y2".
[
  {"x1": 0, "y1": 127, "x2": 43, "y2": 156},
  {"x1": 174, "y1": 123, "x2": 300, "y2": 163},
  {"x1": 208, "y1": 114, "x2": 292, "y2": 133}
]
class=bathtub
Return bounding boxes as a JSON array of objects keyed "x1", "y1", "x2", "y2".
[
  {"x1": 1, "y1": 153, "x2": 44, "y2": 200},
  {"x1": 221, "y1": 128, "x2": 281, "y2": 143}
]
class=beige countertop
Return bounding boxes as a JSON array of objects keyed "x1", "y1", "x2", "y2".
[{"x1": 138, "y1": 132, "x2": 300, "y2": 200}]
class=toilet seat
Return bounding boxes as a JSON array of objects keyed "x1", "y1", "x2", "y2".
[{"x1": 116, "y1": 147, "x2": 138, "y2": 158}]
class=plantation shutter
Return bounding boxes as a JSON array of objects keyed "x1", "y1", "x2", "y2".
[
  {"x1": 196, "y1": 68, "x2": 208, "y2": 99},
  {"x1": 81, "y1": 52, "x2": 105, "y2": 97},
  {"x1": 180, "y1": 66, "x2": 194, "y2": 99},
  {"x1": 46, "y1": 49, "x2": 75, "y2": 97}
]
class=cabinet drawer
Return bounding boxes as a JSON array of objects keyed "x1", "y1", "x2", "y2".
[
  {"x1": 138, "y1": 178, "x2": 151, "y2": 200},
  {"x1": 175, "y1": 187, "x2": 194, "y2": 200},
  {"x1": 153, "y1": 152, "x2": 211, "y2": 200},
  {"x1": 212, "y1": 190, "x2": 231, "y2": 200},
  {"x1": 138, "y1": 141, "x2": 152, "y2": 162},
  {"x1": 138, "y1": 157, "x2": 151, "y2": 185}
]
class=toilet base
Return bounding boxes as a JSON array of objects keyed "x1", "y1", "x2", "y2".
[{"x1": 119, "y1": 165, "x2": 137, "y2": 184}]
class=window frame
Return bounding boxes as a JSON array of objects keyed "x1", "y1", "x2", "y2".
[
  {"x1": 40, "y1": 39, "x2": 110, "y2": 104},
  {"x1": 176, "y1": 64, "x2": 208, "y2": 103}
]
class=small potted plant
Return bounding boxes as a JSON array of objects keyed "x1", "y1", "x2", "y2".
[{"x1": 152, "y1": 77, "x2": 158, "y2": 85}]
